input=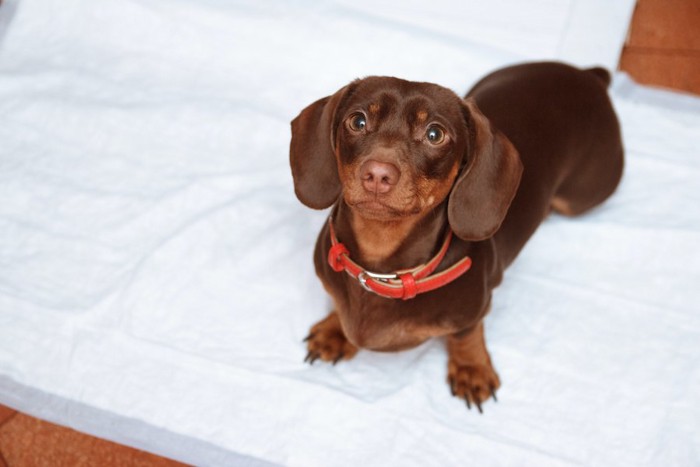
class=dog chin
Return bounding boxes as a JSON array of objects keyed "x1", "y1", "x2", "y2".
[{"x1": 348, "y1": 199, "x2": 420, "y2": 220}]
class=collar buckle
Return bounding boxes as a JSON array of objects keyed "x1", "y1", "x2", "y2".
[{"x1": 357, "y1": 270, "x2": 398, "y2": 293}]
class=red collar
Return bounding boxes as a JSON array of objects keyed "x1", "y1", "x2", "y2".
[{"x1": 326, "y1": 217, "x2": 472, "y2": 300}]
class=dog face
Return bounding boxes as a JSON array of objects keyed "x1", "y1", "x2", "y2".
[
  {"x1": 290, "y1": 77, "x2": 522, "y2": 240},
  {"x1": 332, "y1": 77, "x2": 467, "y2": 221}
]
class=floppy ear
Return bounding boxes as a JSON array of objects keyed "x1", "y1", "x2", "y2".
[
  {"x1": 289, "y1": 86, "x2": 349, "y2": 209},
  {"x1": 448, "y1": 98, "x2": 523, "y2": 241}
]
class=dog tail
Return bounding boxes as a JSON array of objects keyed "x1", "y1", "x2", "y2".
[{"x1": 586, "y1": 66, "x2": 611, "y2": 87}]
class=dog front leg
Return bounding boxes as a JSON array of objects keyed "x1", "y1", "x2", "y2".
[
  {"x1": 447, "y1": 321, "x2": 500, "y2": 413},
  {"x1": 303, "y1": 311, "x2": 358, "y2": 365}
]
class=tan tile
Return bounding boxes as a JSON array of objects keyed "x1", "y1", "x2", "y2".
[
  {"x1": 619, "y1": 47, "x2": 700, "y2": 95},
  {"x1": 0, "y1": 414, "x2": 189, "y2": 467},
  {"x1": 627, "y1": 0, "x2": 700, "y2": 51}
]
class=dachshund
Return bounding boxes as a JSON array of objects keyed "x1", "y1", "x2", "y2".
[{"x1": 289, "y1": 62, "x2": 623, "y2": 412}]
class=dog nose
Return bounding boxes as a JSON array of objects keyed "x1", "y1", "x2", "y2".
[{"x1": 360, "y1": 160, "x2": 400, "y2": 194}]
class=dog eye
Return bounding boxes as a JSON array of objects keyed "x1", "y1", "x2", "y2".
[
  {"x1": 348, "y1": 113, "x2": 367, "y2": 132},
  {"x1": 426, "y1": 125, "x2": 446, "y2": 145}
]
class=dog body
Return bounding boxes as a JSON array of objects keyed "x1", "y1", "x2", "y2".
[{"x1": 290, "y1": 62, "x2": 623, "y2": 410}]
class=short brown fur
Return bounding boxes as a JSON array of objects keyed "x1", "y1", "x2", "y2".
[{"x1": 290, "y1": 62, "x2": 624, "y2": 409}]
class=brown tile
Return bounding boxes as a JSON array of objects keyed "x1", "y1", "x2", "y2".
[
  {"x1": 0, "y1": 413, "x2": 189, "y2": 467},
  {"x1": 619, "y1": 47, "x2": 700, "y2": 95},
  {"x1": 0, "y1": 406, "x2": 16, "y2": 428},
  {"x1": 627, "y1": 0, "x2": 700, "y2": 51}
]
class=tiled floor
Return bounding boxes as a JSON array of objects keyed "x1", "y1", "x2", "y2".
[
  {"x1": 619, "y1": 0, "x2": 700, "y2": 94},
  {"x1": 0, "y1": 411, "x2": 186, "y2": 467},
  {"x1": 1, "y1": 0, "x2": 699, "y2": 465}
]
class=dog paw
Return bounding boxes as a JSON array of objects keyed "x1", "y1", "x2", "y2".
[
  {"x1": 303, "y1": 313, "x2": 358, "y2": 365},
  {"x1": 447, "y1": 360, "x2": 500, "y2": 413}
]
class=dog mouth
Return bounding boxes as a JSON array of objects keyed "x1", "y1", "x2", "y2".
[{"x1": 348, "y1": 198, "x2": 421, "y2": 219}]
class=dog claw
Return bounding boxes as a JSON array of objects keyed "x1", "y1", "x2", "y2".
[
  {"x1": 490, "y1": 387, "x2": 498, "y2": 402},
  {"x1": 332, "y1": 352, "x2": 344, "y2": 365},
  {"x1": 304, "y1": 351, "x2": 319, "y2": 364},
  {"x1": 476, "y1": 401, "x2": 483, "y2": 414},
  {"x1": 302, "y1": 333, "x2": 314, "y2": 343},
  {"x1": 465, "y1": 398, "x2": 471, "y2": 410}
]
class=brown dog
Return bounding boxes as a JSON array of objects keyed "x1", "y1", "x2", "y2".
[{"x1": 289, "y1": 62, "x2": 623, "y2": 412}]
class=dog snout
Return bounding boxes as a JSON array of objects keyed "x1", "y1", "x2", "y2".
[{"x1": 360, "y1": 160, "x2": 400, "y2": 195}]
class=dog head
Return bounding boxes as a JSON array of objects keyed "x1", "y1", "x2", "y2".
[{"x1": 290, "y1": 77, "x2": 522, "y2": 241}]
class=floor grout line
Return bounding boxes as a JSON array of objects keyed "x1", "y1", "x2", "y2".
[
  {"x1": 0, "y1": 409, "x2": 17, "y2": 430},
  {"x1": 623, "y1": 46, "x2": 700, "y2": 57}
]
